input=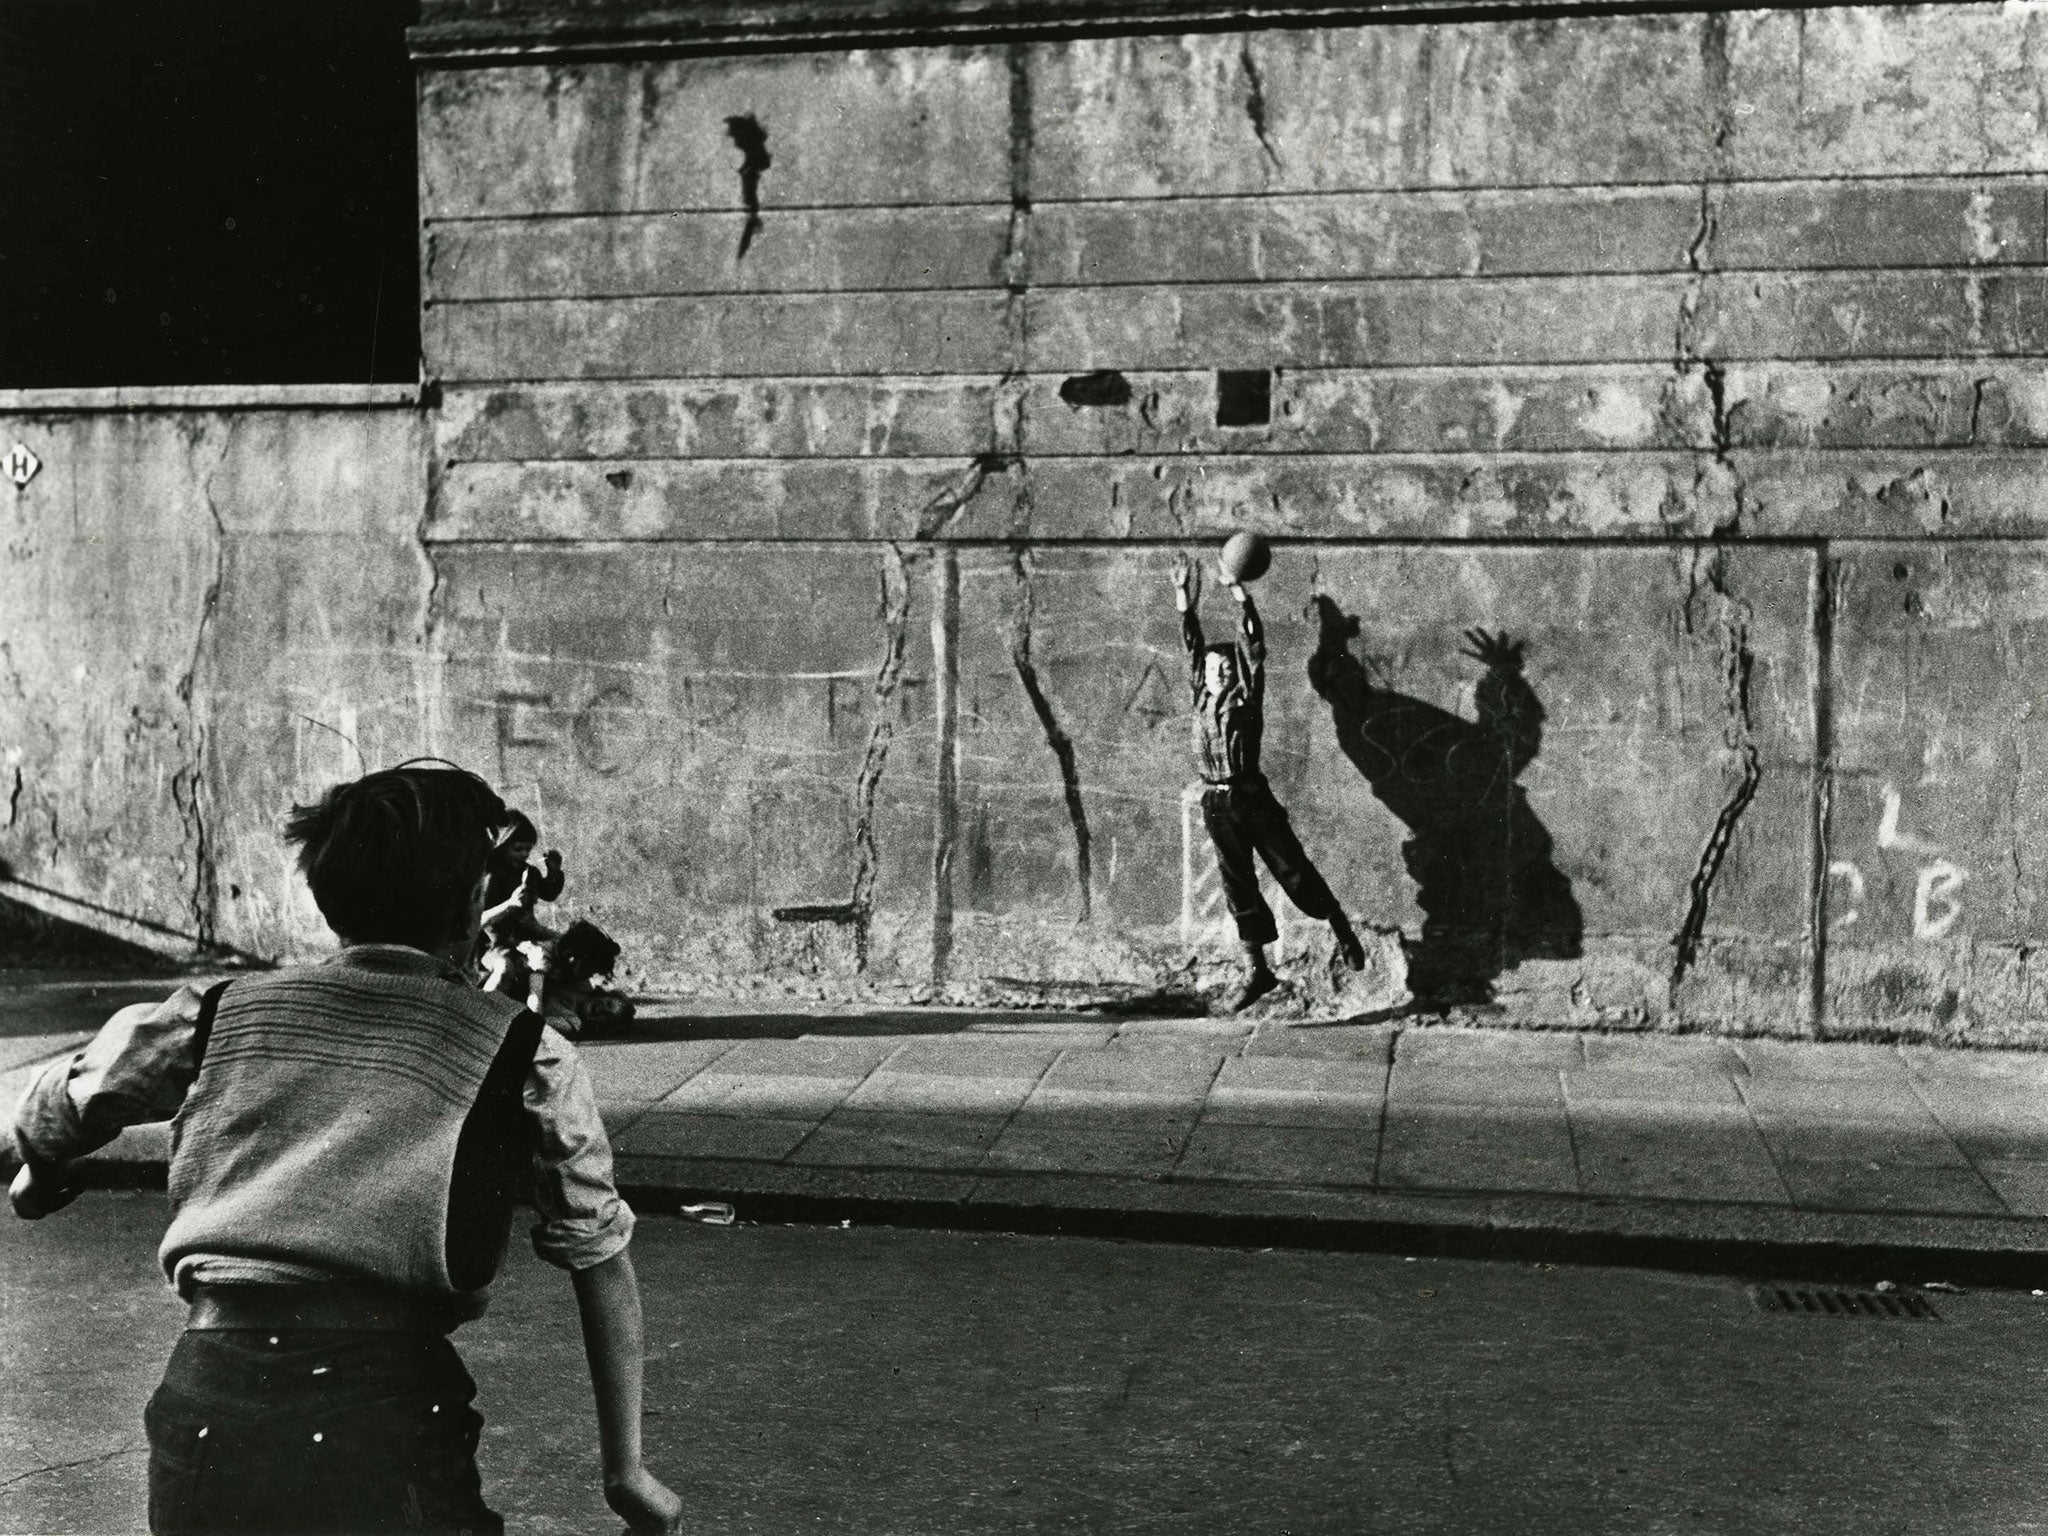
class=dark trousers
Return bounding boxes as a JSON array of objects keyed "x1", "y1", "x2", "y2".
[
  {"x1": 1201, "y1": 780, "x2": 1342, "y2": 947},
  {"x1": 146, "y1": 1329, "x2": 502, "y2": 1536}
]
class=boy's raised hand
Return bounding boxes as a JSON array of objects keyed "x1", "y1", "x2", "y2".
[
  {"x1": 1170, "y1": 553, "x2": 1200, "y2": 612},
  {"x1": 605, "y1": 1465, "x2": 683, "y2": 1533}
]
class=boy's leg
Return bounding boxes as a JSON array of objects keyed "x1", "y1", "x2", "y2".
[
  {"x1": 1242, "y1": 788, "x2": 1367, "y2": 970},
  {"x1": 1201, "y1": 790, "x2": 1282, "y2": 1009}
]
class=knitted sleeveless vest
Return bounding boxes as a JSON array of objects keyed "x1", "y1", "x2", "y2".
[{"x1": 160, "y1": 964, "x2": 543, "y2": 1301}]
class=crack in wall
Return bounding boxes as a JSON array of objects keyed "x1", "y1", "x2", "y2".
[
  {"x1": 1804, "y1": 550, "x2": 1837, "y2": 1031},
  {"x1": 997, "y1": 41, "x2": 1035, "y2": 534},
  {"x1": 913, "y1": 452, "x2": 1010, "y2": 540},
  {"x1": 1968, "y1": 375, "x2": 1992, "y2": 444},
  {"x1": 172, "y1": 421, "x2": 233, "y2": 950},
  {"x1": 724, "y1": 113, "x2": 771, "y2": 261},
  {"x1": 1240, "y1": 43, "x2": 1284, "y2": 172},
  {"x1": 1008, "y1": 550, "x2": 1093, "y2": 923},
  {"x1": 1672, "y1": 548, "x2": 1764, "y2": 986},
  {"x1": 848, "y1": 543, "x2": 912, "y2": 970},
  {"x1": 930, "y1": 548, "x2": 960, "y2": 985},
  {"x1": 1678, "y1": 22, "x2": 1748, "y2": 542}
]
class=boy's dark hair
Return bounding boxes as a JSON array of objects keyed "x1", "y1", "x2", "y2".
[
  {"x1": 496, "y1": 810, "x2": 538, "y2": 852},
  {"x1": 284, "y1": 763, "x2": 509, "y2": 946}
]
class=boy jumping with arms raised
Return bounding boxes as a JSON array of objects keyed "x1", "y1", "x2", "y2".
[
  {"x1": 9, "y1": 762, "x2": 681, "y2": 1535},
  {"x1": 1175, "y1": 552, "x2": 1366, "y2": 1010}
]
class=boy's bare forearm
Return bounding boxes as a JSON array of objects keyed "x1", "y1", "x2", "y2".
[
  {"x1": 571, "y1": 1250, "x2": 683, "y2": 1530},
  {"x1": 571, "y1": 1249, "x2": 647, "y2": 1475}
]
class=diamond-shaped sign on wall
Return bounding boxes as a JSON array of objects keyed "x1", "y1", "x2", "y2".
[{"x1": 5, "y1": 444, "x2": 39, "y2": 489}]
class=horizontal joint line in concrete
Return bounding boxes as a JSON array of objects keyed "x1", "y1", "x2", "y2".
[
  {"x1": 0, "y1": 383, "x2": 421, "y2": 413},
  {"x1": 441, "y1": 444, "x2": 2048, "y2": 469},
  {"x1": 408, "y1": 2, "x2": 2019, "y2": 72},
  {"x1": 427, "y1": 262, "x2": 2046, "y2": 305},
  {"x1": 416, "y1": 532, "x2": 2048, "y2": 552},
  {"x1": 421, "y1": 172, "x2": 2048, "y2": 225},
  {"x1": 429, "y1": 353, "x2": 2048, "y2": 385},
  {"x1": 434, "y1": 360, "x2": 2047, "y2": 391}
]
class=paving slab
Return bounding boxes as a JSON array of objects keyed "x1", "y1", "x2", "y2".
[
  {"x1": 1378, "y1": 1101, "x2": 1578, "y2": 1196},
  {"x1": 1755, "y1": 1122, "x2": 1974, "y2": 1170},
  {"x1": 1174, "y1": 1123, "x2": 1381, "y2": 1187},
  {"x1": 1570, "y1": 1104, "x2": 1790, "y2": 1206},
  {"x1": 659, "y1": 1072, "x2": 864, "y2": 1120},
  {"x1": 1901, "y1": 1046, "x2": 2048, "y2": 1083},
  {"x1": 1560, "y1": 1066, "x2": 1746, "y2": 1109},
  {"x1": 1388, "y1": 1062, "x2": 1566, "y2": 1107},
  {"x1": 611, "y1": 1111, "x2": 820, "y2": 1162},
  {"x1": 577, "y1": 1038, "x2": 739, "y2": 1104},
  {"x1": 871, "y1": 1041, "x2": 1060, "y2": 1077},
  {"x1": 790, "y1": 1111, "x2": 1009, "y2": 1171},
  {"x1": 1198, "y1": 1056, "x2": 1387, "y2": 1129},
  {"x1": 1736, "y1": 1039, "x2": 1914, "y2": 1080},
  {"x1": 1737, "y1": 1076, "x2": 1937, "y2": 1123},
  {"x1": 1240, "y1": 1022, "x2": 1397, "y2": 1061},
  {"x1": 1013, "y1": 1050, "x2": 1223, "y2": 1121},
  {"x1": 840, "y1": 1071, "x2": 1044, "y2": 1117},
  {"x1": 958, "y1": 1020, "x2": 1118, "y2": 1048},
  {"x1": 705, "y1": 1037, "x2": 907, "y2": 1077},
  {"x1": 987, "y1": 1121, "x2": 1194, "y2": 1178},
  {"x1": 1775, "y1": 1163, "x2": 2011, "y2": 1217},
  {"x1": 1907, "y1": 1078, "x2": 2048, "y2": 1135},
  {"x1": 1579, "y1": 1033, "x2": 1743, "y2": 1070},
  {"x1": 1395, "y1": 1027, "x2": 1586, "y2": 1069},
  {"x1": 1975, "y1": 1159, "x2": 2048, "y2": 1217}
]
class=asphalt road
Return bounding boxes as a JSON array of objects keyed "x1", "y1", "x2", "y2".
[{"x1": 5, "y1": 1192, "x2": 2046, "y2": 1535}]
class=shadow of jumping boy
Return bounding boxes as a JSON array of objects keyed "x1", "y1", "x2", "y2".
[{"x1": 1307, "y1": 595, "x2": 1581, "y2": 1007}]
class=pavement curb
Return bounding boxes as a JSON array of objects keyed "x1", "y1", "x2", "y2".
[{"x1": 50, "y1": 1141, "x2": 2048, "y2": 1291}]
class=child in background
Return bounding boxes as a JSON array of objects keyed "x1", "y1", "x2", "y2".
[
  {"x1": 1173, "y1": 553, "x2": 1367, "y2": 1010},
  {"x1": 478, "y1": 809, "x2": 564, "y2": 1013},
  {"x1": 8, "y1": 763, "x2": 682, "y2": 1535}
]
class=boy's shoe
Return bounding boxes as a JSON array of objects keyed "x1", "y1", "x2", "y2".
[{"x1": 1226, "y1": 969, "x2": 1282, "y2": 1014}]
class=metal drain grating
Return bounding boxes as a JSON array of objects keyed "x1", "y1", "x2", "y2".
[{"x1": 1752, "y1": 1285, "x2": 1941, "y2": 1321}]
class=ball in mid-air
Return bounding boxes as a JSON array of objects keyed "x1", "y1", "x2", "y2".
[{"x1": 1217, "y1": 530, "x2": 1272, "y2": 584}]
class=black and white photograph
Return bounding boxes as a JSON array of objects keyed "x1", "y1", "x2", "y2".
[{"x1": 4, "y1": 0, "x2": 2048, "y2": 1530}]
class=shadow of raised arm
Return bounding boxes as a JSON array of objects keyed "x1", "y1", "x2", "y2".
[{"x1": 1462, "y1": 628, "x2": 1543, "y2": 777}]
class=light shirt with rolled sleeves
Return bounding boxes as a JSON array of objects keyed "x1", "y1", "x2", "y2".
[{"x1": 10, "y1": 946, "x2": 635, "y2": 1293}]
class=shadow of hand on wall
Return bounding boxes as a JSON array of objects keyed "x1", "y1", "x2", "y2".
[{"x1": 1308, "y1": 596, "x2": 1581, "y2": 1006}]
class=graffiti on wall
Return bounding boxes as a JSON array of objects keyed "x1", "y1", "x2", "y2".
[{"x1": 1829, "y1": 783, "x2": 1968, "y2": 942}]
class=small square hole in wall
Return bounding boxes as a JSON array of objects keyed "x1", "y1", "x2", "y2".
[{"x1": 1216, "y1": 369, "x2": 1272, "y2": 427}]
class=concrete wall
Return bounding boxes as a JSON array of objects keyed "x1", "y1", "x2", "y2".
[
  {"x1": 10, "y1": 3, "x2": 2048, "y2": 1043},
  {"x1": 403, "y1": 3, "x2": 2048, "y2": 1040},
  {"x1": 0, "y1": 390, "x2": 429, "y2": 961}
]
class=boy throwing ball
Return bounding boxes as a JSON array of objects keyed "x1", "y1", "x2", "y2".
[
  {"x1": 8, "y1": 762, "x2": 682, "y2": 1535},
  {"x1": 1176, "y1": 535, "x2": 1366, "y2": 1010}
]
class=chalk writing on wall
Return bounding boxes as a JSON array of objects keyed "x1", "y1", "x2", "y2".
[{"x1": 1831, "y1": 784, "x2": 1968, "y2": 941}]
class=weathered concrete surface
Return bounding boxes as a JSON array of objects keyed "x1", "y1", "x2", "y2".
[
  {"x1": 393, "y1": 4, "x2": 2048, "y2": 1037},
  {"x1": 419, "y1": 540, "x2": 1814, "y2": 1027},
  {"x1": 1822, "y1": 544, "x2": 2048, "y2": 1045},
  {"x1": 0, "y1": 403, "x2": 427, "y2": 961}
]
